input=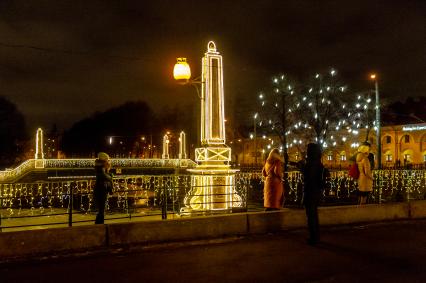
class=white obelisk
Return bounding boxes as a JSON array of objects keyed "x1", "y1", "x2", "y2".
[{"x1": 185, "y1": 41, "x2": 241, "y2": 212}]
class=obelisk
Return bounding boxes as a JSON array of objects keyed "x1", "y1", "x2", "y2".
[{"x1": 185, "y1": 41, "x2": 241, "y2": 212}]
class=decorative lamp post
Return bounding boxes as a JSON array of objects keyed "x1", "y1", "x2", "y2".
[
  {"x1": 35, "y1": 128, "x2": 45, "y2": 168},
  {"x1": 179, "y1": 131, "x2": 187, "y2": 159},
  {"x1": 173, "y1": 41, "x2": 241, "y2": 213},
  {"x1": 370, "y1": 73, "x2": 381, "y2": 169},
  {"x1": 253, "y1": 113, "x2": 258, "y2": 165},
  {"x1": 162, "y1": 134, "x2": 170, "y2": 159}
]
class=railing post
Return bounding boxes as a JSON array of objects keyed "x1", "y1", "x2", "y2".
[
  {"x1": 161, "y1": 181, "x2": 168, "y2": 220},
  {"x1": 68, "y1": 183, "x2": 73, "y2": 227}
]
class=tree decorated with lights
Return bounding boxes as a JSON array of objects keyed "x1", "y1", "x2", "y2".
[
  {"x1": 351, "y1": 92, "x2": 377, "y2": 142},
  {"x1": 255, "y1": 68, "x2": 370, "y2": 166}
]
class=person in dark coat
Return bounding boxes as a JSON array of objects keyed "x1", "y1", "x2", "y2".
[
  {"x1": 290, "y1": 143, "x2": 328, "y2": 245},
  {"x1": 94, "y1": 152, "x2": 113, "y2": 224}
]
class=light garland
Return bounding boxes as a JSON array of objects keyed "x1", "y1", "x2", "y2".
[{"x1": 255, "y1": 68, "x2": 375, "y2": 152}]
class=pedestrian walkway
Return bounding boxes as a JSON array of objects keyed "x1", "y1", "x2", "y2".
[
  {"x1": 1, "y1": 220, "x2": 425, "y2": 282},
  {"x1": 0, "y1": 208, "x2": 168, "y2": 232}
]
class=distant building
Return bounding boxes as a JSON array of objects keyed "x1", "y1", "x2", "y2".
[{"x1": 230, "y1": 123, "x2": 426, "y2": 169}]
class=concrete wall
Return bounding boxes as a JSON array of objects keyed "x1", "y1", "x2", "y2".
[
  {"x1": 409, "y1": 200, "x2": 426, "y2": 218},
  {"x1": 319, "y1": 203, "x2": 410, "y2": 226},
  {"x1": 0, "y1": 225, "x2": 105, "y2": 258},
  {"x1": 0, "y1": 201, "x2": 425, "y2": 260},
  {"x1": 108, "y1": 214, "x2": 247, "y2": 246}
]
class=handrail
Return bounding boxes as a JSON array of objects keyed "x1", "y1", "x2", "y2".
[{"x1": 0, "y1": 160, "x2": 36, "y2": 183}]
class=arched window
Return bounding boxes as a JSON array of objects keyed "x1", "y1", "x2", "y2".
[
  {"x1": 384, "y1": 150, "x2": 393, "y2": 162},
  {"x1": 385, "y1": 136, "x2": 391, "y2": 144},
  {"x1": 402, "y1": 149, "x2": 413, "y2": 163},
  {"x1": 339, "y1": 151, "x2": 346, "y2": 161},
  {"x1": 403, "y1": 135, "x2": 410, "y2": 143}
]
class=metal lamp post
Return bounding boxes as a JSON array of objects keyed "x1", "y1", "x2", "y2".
[
  {"x1": 253, "y1": 113, "x2": 258, "y2": 165},
  {"x1": 371, "y1": 74, "x2": 381, "y2": 169}
]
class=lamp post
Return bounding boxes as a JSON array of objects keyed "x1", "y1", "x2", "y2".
[
  {"x1": 253, "y1": 113, "x2": 258, "y2": 165},
  {"x1": 370, "y1": 74, "x2": 381, "y2": 169},
  {"x1": 173, "y1": 42, "x2": 240, "y2": 213}
]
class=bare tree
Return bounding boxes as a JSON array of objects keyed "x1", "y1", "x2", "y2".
[{"x1": 256, "y1": 68, "x2": 368, "y2": 168}]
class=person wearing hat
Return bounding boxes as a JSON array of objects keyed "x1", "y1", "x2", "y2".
[
  {"x1": 94, "y1": 152, "x2": 113, "y2": 224},
  {"x1": 356, "y1": 142, "x2": 373, "y2": 205}
]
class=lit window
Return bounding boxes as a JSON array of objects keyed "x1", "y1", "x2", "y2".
[
  {"x1": 327, "y1": 154, "x2": 333, "y2": 161},
  {"x1": 404, "y1": 154, "x2": 411, "y2": 161},
  {"x1": 340, "y1": 155, "x2": 346, "y2": 161},
  {"x1": 386, "y1": 154, "x2": 392, "y2": 162}
]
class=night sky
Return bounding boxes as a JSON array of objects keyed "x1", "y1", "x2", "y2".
[{"x1": 0, "y1": 0, "x2": 425, "y2": 131}]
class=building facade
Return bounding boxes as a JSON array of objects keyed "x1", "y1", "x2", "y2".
[{"x1": 231, "y1": 123, "x2": 426, "y2": 169}]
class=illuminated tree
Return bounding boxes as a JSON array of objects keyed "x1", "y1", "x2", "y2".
[
  {"x1": 255, "y1": 68, "x2": 369, "y2": 165},
  {"x1": 351, "y1": 92, "x2": 377, "y2": 142}
]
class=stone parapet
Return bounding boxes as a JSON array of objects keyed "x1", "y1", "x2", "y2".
[{"x1": 0, "y1": 201, "x2": 425, "y2": 260}]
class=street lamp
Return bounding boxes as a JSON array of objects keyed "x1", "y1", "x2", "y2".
[
  {"x1": 370, "y1": 73, "x2": 381, "y2": 169},
  {"x1": 253, "y1": 113, "x2": 258, "y2": 165},
  {"x1": 173, "y1": 58, "x2": 191, "y2": 81},
  {"x1": 173, "y1": 57, "x2": 203, "y2": 98}
]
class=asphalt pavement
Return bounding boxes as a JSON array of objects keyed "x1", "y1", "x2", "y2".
[{"x1": 1, "y1": 220, "x2": 426, "y2": 283}]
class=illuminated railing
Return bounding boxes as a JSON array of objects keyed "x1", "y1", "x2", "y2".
[
  {"x1": 0, "y1": 173, "x2": 249, "y2": 231},
  {"x1": 0, "y1": 158, "x2": 197, "y2": 183},
  {"x1": 0, "y1": 160, "x2": 36, "y2": 183},
  {"x1": 44, "y1": 158, "x2": 197, "y2": 169},
  {"x1": 0, "y1": 170, "x2": 424, "y2": 231},
  {"x1": 244, "y1": 169, "x2": 426, "y2": 205}
]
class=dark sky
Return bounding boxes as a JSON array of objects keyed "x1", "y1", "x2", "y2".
[{"x1": 0, "y1": 0, "x2": 425, "y2": 132}]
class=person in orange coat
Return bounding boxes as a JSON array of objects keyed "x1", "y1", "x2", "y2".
[
  {"x1": 262, "y1": 148, "x2": 284, "y2": 211},
  {"x1": 356, "y1": 142, "x2": 374, "y2": 205}
]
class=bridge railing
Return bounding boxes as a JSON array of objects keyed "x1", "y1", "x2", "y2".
[
  {"x1": 0, "y1": 160, "x2": 36, "y2": 183},
  {"x1": 0, "y1": 158, "x2": 197, "y2": 183}
]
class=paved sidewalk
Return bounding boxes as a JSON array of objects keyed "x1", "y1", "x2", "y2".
[{"x1": 1, "y1": 220, "x2": 426, "y2": 283}]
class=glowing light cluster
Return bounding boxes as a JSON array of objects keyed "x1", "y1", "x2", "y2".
[
  {"x1": 183, "y1": 174, "x2": 242, "y2": 212},
  {"x1": 255, "y1": 68, "x2": 374, "y2": 151},
  {"x1": 162, "y1": 134, "x2": 170, "y2": 159},
  {"x1": 173, "y1": 58, "x2": 191, "y2": 81},
  {"x1": 35, "y1": 128, "x2": 44, "y2": 159},
  {"x1": 0, "y1": 159, "x2": 198, "y2": 183},
  {"x1": 201, "y1": 41, "x2": 226, "y2": 145},
  {"x1": 179, "y1": 131, "x2": 187, "y2": 159}
]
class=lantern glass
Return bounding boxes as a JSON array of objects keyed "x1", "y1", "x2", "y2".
[{"x1": 173, "y1": 58, "x2": 191, "y2": 81}]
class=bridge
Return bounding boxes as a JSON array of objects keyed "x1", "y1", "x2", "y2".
[{"x1": 0, "y1": 158, "x2": 197, "y2": 183}]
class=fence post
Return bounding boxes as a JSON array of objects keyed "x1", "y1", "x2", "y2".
[
  {"x1": 161, "y1": 180, "x2": 168, "y2": 220},
  {"x1": 68, "y1": 183, "x2": 73, "y2": 227}
]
